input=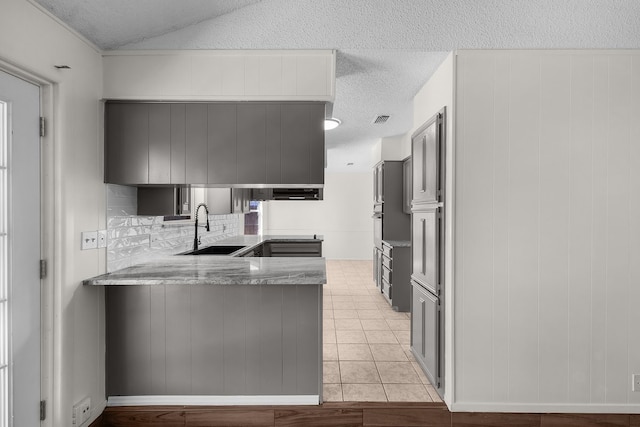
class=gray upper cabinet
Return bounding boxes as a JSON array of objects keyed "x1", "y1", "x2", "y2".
[
  {"x1": 281, "y1": 104, "x2": 325, "y2": 185},
  {"x1": 412, "y1": 111, "x2": 443, "y2": 205},
  {"x1": 105, "y1": 101, "x2": 325, "y2": 186},
  {"x1": 105, "y1": 103, "x2": 149, "y2": 184},
  {"x1": 208, "y1": 104, "x2": 237, "y2": 185},
  {"x1": 170, "y1": 104, "x2": 186, "y2": 184},
  {"x1": 237, "y1": 104, "x2": 266, "y2": 184},
  {"x1": 265, "y1": 105, "x2": 282, "y2": 184},
  {"x1": 148, "y1": 104, "x2": 171, "y2": 183},
  {"x1": 185, "y1": 104, "x2": 208, "y2": 184}
]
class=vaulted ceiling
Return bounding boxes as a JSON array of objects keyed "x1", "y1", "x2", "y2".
[{"x1": 32, "y1": 0, "x2": 640, "y2": 171}]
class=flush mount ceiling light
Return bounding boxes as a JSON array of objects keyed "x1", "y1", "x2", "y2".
[{"x1": 324, "y1": 117, "x2": 341, "y2": 130}]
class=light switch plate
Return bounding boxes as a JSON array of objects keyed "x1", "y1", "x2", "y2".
[
  {"x1": 81, "y1": 231, "x2": 98, "y2": 250},
  {"x1": 97, "y1": 230, "x2": 107, "y2": 248}
]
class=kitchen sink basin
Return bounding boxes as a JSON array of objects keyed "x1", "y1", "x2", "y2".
[{"x1": 179, "y1": 245, "x2": 245, "y2": 255}]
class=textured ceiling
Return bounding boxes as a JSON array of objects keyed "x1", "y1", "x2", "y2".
[{"x1": 32, "y1": 0, "x2": 640, "y2": 171}]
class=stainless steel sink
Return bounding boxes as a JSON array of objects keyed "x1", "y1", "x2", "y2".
[{"x1": 179, "y1": 245, "x2": 245, "y2": 255}]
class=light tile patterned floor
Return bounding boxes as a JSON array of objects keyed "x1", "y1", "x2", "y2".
[{"x1": 322, "y1": 260, "x2": 442, "y2": 403}]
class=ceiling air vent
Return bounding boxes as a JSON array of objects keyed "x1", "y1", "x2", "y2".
[{"x1": 372, "y1": 115, "x2": 390, "y2": 124}]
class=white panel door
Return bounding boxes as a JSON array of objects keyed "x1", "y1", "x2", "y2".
[{"x1": 0, "y1": 70, "x2": 40, "y2": 427}]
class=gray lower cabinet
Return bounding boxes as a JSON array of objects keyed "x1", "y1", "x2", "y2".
[
  {"x1": 104, "y1": 101, "x2": 325, "y2": 186},
  {"x1": 106, "y1": 284, "x2": 322, "y2": 397},
  {"x1": 265, "y1": 241, "x2": 322, "y2": 257},
  {"x1": 381, "y1": 241, "x2": 411, "y2": 312},
  {"x1": 411, "y1": 280, "x2": 440, "y2": 389}
]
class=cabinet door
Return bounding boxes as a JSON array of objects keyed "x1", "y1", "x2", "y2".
[
  {"x1": 185, "y1": 104, "x2": 208, "y2": 184},
  {"x1": 237, "y1": 104, "x2": 266, "y2": 184},
  {"x1": 105, "y1": 103, "x2": 149, "y2": 184},
  {"x1": 265, "y1": 104, "x2": 282, "y2": 184},
  {"x1": 281, "y1": 103, "x2": 325, "y2": 185},
  {"x1": 403, "y1": 157, "x2": 412, "y2": 214},
  {"x1": 208, "y1": 104, "x2": 237, "y2": 184},
  {"x1": 411, "y1": 281, "x2": 440, "y2": 387},
  {"x1": 148, "y1": 104, "x2": 171, "y2": 184},
  {"x1": 308, "y1": 103, "x2": 325, "y2": 185},
  {"x1": 170, "y1": 104, "x2": 186, "y2": 184},
  {"x1": 412, "y1": 112, "x2": 442, "y2": 204},
  {"x1": 281, "y1": 104, "x2": 309, "y2": 184},
  {"x1": 412, "y1": 207, "x2": 440, "y2": 295}
]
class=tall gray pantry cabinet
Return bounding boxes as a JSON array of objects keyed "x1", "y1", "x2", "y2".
[
  {"x1": 372, "y1": 161, "x2": 411, "y2": 311},
  {"x1": 410, "y1": 108, "x2": 445, "y2": 398}
]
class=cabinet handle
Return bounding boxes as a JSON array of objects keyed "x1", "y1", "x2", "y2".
[
  {"x1": 420, "y1": 297, "x2": 426, "y2": 357},
  {"x1": 421, "y1": 218, "x2": 426, "y2": 275},
  {"x1": 421, "y1": 136, "x2": 427, "y2": 193}
]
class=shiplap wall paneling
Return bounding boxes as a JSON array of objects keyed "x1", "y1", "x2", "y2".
[{"x1": 454, "y1": 51, "x2": 640, "y2": 410}]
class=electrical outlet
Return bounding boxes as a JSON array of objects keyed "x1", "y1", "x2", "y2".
[
  {"x1": 633, "y1": 374, "x2": 640, "y2": 392},
  {"x1": 72, "y1": 397, "x2": 91, "y2": 425},
  {"x1": 81, "y1": 231, "x2": 98, "y2": 250},
  {"x1": 97, "y1": 230, "x2": 107, "y2": 248}
]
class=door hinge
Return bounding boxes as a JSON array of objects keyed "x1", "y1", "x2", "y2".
[
  {"x1": 40, "y1": 259, "x2": 47, "y2": 279},
  {"x1": 40, "y1": 400, "x2": 46, "y2": 421},
  {"x1": 39, "y1": 117, "x2": 45, "y2": 137}
]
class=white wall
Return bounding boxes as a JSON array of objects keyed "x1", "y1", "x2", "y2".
[
  {"x1": 371, "y1": 135, "x2": 410, "y2": 165},
  {"x1": 262, "y1": 171, "x2": 373, "y2": 260},
  {"x1": 0, "y1": 1, "x2": 105, "y2": 426},
  {"x1": 453, "y1": 50, "x2": 640, "y2": 412},
  {"x1": 411, "y1": 52, "x2": 456, "y2": 406}
]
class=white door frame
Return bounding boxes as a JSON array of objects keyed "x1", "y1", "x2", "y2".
[{"x1": 0, "y1": 60, "x2": 54, "y2": 427}]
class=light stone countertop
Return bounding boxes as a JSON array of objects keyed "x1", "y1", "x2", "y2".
[{"x1": 84, "y1": 235, "x2": 326, "y2": 286}]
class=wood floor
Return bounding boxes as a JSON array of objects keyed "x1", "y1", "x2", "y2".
[
  {"x1": 94, "y1": 261, "x2": 639, "y2": 426},
  {"x1": 92, "y1": 404, "x2": 640, "y2": 427}
]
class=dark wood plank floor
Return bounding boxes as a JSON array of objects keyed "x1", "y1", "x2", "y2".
[{"x1": 91, "y1": 404, "x2": 640, "y2": 427}]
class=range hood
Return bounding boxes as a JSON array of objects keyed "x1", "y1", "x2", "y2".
[{"x1": 270, "y1": 188, "x2": 323, "y2": 201}]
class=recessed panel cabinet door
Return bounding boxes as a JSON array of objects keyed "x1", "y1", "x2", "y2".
[
  {"x1": 412, "y1": 206, "x2": 440, "y2": 295},
  {"x1": 412, "y1": 112, "x2": 442, "y2": 204},
  {"x1": 411, "y1": 281, "x2": 440, "y2": 388},
  {"x1": 208, "y1": 104, "x2": 238, "y2": 184},
  {"x1": 105, "y1": 103, "x2": 149, "y2": 184},
  {"x1": 237, "y1": 104, "x2": 266, "y2": 184}
]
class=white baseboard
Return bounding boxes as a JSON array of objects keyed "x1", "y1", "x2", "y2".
[
  {"x1": 451, "y1": 401, "x2": 640, "y2": 414},
  {"x1": 107, "y1": 395, "x2": 320, "y2": 407}
]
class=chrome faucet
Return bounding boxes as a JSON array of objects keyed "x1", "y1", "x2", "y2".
[{"x1": 193, "y1": 203, "x2": 210, "y2": 251}]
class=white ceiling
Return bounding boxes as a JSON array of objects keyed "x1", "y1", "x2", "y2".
[{"x1": 32, "y1": 0, "x2": 640, "y2": 172}]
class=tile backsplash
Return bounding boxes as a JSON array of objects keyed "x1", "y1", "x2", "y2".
[{"x1": 106, "y1": 185, "x2": 243, "y2": 272}]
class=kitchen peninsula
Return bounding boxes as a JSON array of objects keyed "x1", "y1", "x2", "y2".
[{"x1": 84, "y1": 236, "x2": 326, "y2": 406}]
